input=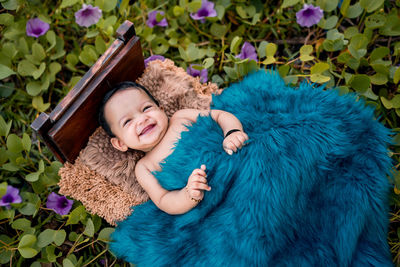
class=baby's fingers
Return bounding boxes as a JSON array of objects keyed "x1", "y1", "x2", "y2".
[
  {"x1": 192, "y1": 168, "x2": 207, "y2": 177},
  {"x1": 191, "y1": 181, "x2": 211, "y2": 191}
]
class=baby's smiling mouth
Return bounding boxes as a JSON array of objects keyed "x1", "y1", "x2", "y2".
[{"x1": 140, "y1": 124, "x2": 156, "y2": 136}]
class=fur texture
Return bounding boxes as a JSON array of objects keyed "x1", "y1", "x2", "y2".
[
  {"x1": 58, "y1": 59, "x2": 219, "y2": 224},
  {"x1": 110, "y1": 70, "x2": 393, "y2": 266}
]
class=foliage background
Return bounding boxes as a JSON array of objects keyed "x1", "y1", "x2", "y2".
[{"x1": 1, "y1": 0, "x2": 400, "y2": 265}]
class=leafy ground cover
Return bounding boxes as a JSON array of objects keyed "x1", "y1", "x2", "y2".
[{"x1": 1, "y1": 0, "x2": 400, "y2": 265}]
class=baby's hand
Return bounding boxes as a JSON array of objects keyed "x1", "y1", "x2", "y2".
[
  {"x1": 223, "y1": 130, "x2": 249, "y2": 155},
  {"x1": 186, "y1": 164, "x2": 210, "y2": 202}
]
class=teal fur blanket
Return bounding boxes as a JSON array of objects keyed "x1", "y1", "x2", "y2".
[{"x1": 110, "y1": 70, "x2": 393, "y2": 266}]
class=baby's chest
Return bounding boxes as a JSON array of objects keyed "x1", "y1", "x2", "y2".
[{"x1": 146, "y1": 118, "x2": 192, "y2": 172}]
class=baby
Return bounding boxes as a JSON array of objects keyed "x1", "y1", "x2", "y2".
[{"x1": 98, "y1": 81, "x2": 249, "y2": 215}]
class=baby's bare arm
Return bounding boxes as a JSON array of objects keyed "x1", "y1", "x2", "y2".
[{"x1": 135, "y1": 161, "x2": 200, "y2": 215}]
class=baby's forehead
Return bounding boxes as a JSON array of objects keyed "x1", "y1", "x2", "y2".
[{"x1": 105, "y1": 88, "x2": 151, "y2": 115}]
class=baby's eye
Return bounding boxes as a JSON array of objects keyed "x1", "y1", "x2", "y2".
[
  {"x1": 143, "y1": 105, "x2": 152, "y2": 112},
  {"x1": 123, "y1": 119, "x2": 131, "y2": 127}
]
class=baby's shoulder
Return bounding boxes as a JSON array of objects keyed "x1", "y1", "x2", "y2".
[{"x1": 171, "y1": 108, "x2": 209, "y2": 123}]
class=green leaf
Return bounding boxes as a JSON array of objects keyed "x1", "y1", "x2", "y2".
[
  {"x1": 18, "y1": 247, "x2": 38, "y2": 258},
  {"x1": 210, "y1": 23, "x2": 228, "y2": 38},
  {"x1": 18, "y1": 234, "x2": 38, "y2": 258},
  {"x1": 370, "y1": 47, "x2": 390, "y2": 63},
  {"x1": 0, "y1": 250, "x2": 12, "y2": 264},
  {"x1": 21, "y1": 133, "x2": 31, "y2": 153},
  {"x1": 12, "y1": 219, "x2": 31, "y2": 231},
  {"x1": 173, "y1": 6, "x2": 185, "y2": 16},
  {"x1": 365, "y1": 14, "x2": 386, "y2": 29},
  {"x1": 37, "y1": 229, "x2": 56, "y2": 248},
  {"x1": 323, "y1": 39, "x2": 345, "y2": 52},
  {"x1": 310, "y1": 73, "x2": 331, "y2": 83},
  {"x1": 26, "y1": 81, "x2": 42, "y2": 96},
  {"x1": 318, "y1": 15, "x2": 338, "y2": 30},
  {"x1": 102, "y1": 0, "x2": 117, "y2": 12},
  {"x1": 17, "y1": 60, "x2": 36, "y2": 77},
  {"x1": 394, "y1": 67, "x2": 400, "y2": 84},
  {"x1": 281, "y1": 0, "x2": 300, "y2": 8},
  {"x1": 299, "y1": 45, "x2": 314, "y2": 62},
  {"x1": 63, "y1": 258, "x2": 75, "y2": 267},
  {"x1": 310, "y1": 62, "x2": 330, "y2": 74},
  {"x1": 32, "y1": 43, "x2": 46, "y2": 62},
  {"x1": 370, "y1": 73, "x2": 388, "y2": 85},
  {"x1": 54, "y1": 230, "x2": 66, "y2": 246},
  {"x1": 316, "y1": 0, "x2": 338, "y2": 12},
  {"x1": 151, "y1": 37, "x2": 169, "y2": 55},
  {"x1": 7, "y1": 134, "x2": 23, "y2": 153},
  {"x1": 216, "y1": 5, "x2": 225, "y2": 20},
  {"x1": 46, "y1": 30, "x2": 56, "y2": 52},
  {"x1": 202, "y1": 58, "x2": 214, "y2": 69},
  {"x1": 0, "y1": 13, "x2": 14, "y2": 25},
  {"x1": 95, "y1": 36, "x2": 107, "y2": 55},
  {"x1": 25, "y1": 172, "x2": 39, "y2": 182},
  {"x1": 84, "y1": 218, "x2": 95, "y2": 237},
  {"x1": 379, "y1": 14, "x2": 400, "y2": 36},
  {"x1": 381, "y1": 96, "x2": 393, "y2": 109},
  {"x1": 265, "y1": 43, "x2": 277, "y2": 57},
  {"x1": 98, "y1": 227, "x2": 115, "y2": 241},
  {"x1": 32, "y1": 96, "x2": 50, "y2": 112},
  {"x1": 223, "y1": 66, "x2": 238, "y2": 79},
  {"x1": 188, "y1": 1, "x2": 202, "y2": 12},
  {"x1": 349, "y1": 74, "x2": 370, "y2": 93},
  {"x1": 348, "y1": 34, "x2": 368, "y2": 59},
  {"x1": 360, "y1": 0, "x2": 384, "y2": 12},
  {"x1": 66, "y1": 205, "x2": 87, "y2": 225},
  {"x1": 0, "y1": 64, "x2": 15, "y2": 80},
  {"x1": 344, "y1": 26, "x2": 359, "y2": 39},
  {"x1": 60, "y1": 0, "x2": 79, "y2": 8},
  {"x1": 1, "y1": 0, "x2": 18, "y2": 10},
  {"x1": 230, "y1": 36, "x2": 242, "y2": 55},
  {"x1": 257, "y1": 41, "x2": 268, "y2": 58},
  {"x1": 392, "y1": 95, "x2": 400, "y2": 109},
  {"x1": 345, "y1": 2, "x2": 363, "y2": 19},
  {"x1": 45, "y1": 245, "x2": 61, "y2": 262},
  {"x1": 32, "y1": 62, "x2": 46, "y2": 80}
]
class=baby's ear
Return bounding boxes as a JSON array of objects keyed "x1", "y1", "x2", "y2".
[{"x1": 110, "y1": 137, "x2": 128, "y2": 152}]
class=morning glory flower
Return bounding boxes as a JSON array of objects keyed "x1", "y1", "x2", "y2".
[
  {"x1": 26, "y1": 18, "x2": 50, "y2": 38},
  {"x1": 75, "y1": 4, "x2": 102, "y2": 27},
  {"x1": 190, "y1": 0, "x2": 217, "y2": 23},
  {"x1": 146, "y1": 11, "x2": 168, "y2": 28},
  {"x1": 0, "y1": 186, "x2": 22, "y2": 209},
  {"x1": 144, "y1": 55, "x2": 165, "y2": 67},
  {"x1": 296, "y1": 4, "x2": 323, "y2": 27},
  {"x1": 187, "y1": 64, "x2": 208, "y2": 83},
  {"x1": 46, "y1": 192, "x2": 73, "y2": 215},
  {"x1": 237, "y1": 42, "x2": 258, "y2": 62}
]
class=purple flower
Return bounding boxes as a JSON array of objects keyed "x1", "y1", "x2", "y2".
[
  {"x1": 144, "y1": 55, "x2": 165, "y2": 67},
  {"x1": 0, "y1": 186, "x2": 22, "y2": 209},
  {"x1": 75, "y1": 4, "x2": 102, "y2": 27},
  {"x1": 296, "y1": 4, "x2": 323, "y2": 27},
  {"x1": 187, "y1": 64, "x2": 208, "y2": 83},
  {"x1": 146, "y1": 11, "x2": 168, "y2": 28},
  {"x1": 46, "y1": 192, "x2": 73, "y2": 215},
  {"x1": 26, "y1": 18, "x2": 50, "y2": 38},
  {"x1": 237, "y1": 42, "x2": 258, "y2": 62},
  {"x1": 190, "y1": 0, "x2": 217, "y2": 23}
]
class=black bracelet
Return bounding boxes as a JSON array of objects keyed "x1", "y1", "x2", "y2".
[{"x1": 225, "y1": 129, "x2": 241, "y2": 138}]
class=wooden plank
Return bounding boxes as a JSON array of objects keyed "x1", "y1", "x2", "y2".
[
  {"x1": 48, "y1": 36, "x2": 144, "y2": 162},
  {"x1": 31, "y1": 20, "x2": 144, "y2": 163}
]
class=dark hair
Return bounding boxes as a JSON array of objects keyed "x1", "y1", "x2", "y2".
[{"x1": 98, "y1": 81, "x2": 159, "y2": 137}]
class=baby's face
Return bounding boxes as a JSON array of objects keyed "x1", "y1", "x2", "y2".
[{"x1": 104, "y1": 88, "x2": 168, "y2": 152}]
